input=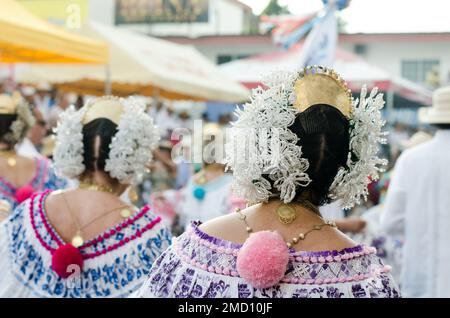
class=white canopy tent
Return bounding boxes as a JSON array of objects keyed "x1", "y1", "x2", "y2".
[
  {"x1": 219, "y1": 42, "x2": 432, "y2": 106},
  {"x1": 16, "y1": 22, "x2": 249, "y2": 102}
]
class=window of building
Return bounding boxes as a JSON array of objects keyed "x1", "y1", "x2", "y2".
[
  {"x1": 401, "y1": 59, "x2": 440, "y2": 83},
  {"x1": 217, "y1": 54, "x2": 250, "y2": 65},
  {"x1": 354, "y1": 44, "x2": 367, "y2": 56},
  {"x1": 217, "y1": 55, "x2": 233, "y2": 65}
]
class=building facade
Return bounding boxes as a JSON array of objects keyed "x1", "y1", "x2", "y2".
[
  {"x1": 89, "y1": 0, "x2": 258, "y2": 37},
  {"x1": 18, "y1": 0, "x2": 450, "y2": 88},
  {"x1": 162, "y1": 33, "x2": 450, "y2": 89}
]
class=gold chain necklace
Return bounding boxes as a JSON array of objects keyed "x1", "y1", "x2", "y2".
[
  {"x1": 236, "y1": 208, "x2": 337, "y2": 248},
  {"x1": 59, "y1": 191, "x2": 134, "y2": 248},
  {"x1": 79, "y1": 182, "x2": 114, "y2": 194}
]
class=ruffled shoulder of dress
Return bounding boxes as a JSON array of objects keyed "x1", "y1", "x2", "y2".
[
  {"x1": 35, "y1": 156, "x2": 67, "y2": 191},
  {"x1": 28, "y1": 156, "x2": 51, "y2": 189},
  {"x1": 0, "y1": 156, "x2": 65, "y2": 209},
  {"x1": 0, "y1": 190, "x2": 172, "y2": 298},
  {"x1": 0, "y1": 157, "x2": 47, "y2": 208},
  {"x1": 135, "y1": 221, "x2": 400, "y2": 298}
]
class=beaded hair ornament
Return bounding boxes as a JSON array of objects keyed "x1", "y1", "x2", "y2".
[
  {"x1": 0, "y1": 92, "x2": 35, "y2": 145},
  {"x1": 225, "y1": 65, "x2": 387, "y2": 209},
  {"x1": 53, "y1": 96, "x2": 160, "y2": 185}
]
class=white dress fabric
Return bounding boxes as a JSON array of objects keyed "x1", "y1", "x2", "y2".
[
  {"x1": 17, "y1": 138, "x2": 41, "y2": 159},
  {"x1": 0, "y1": 190, "x2": 172, "y2": 298},
  {"x1": 381, "y1": 130, "x2": 450, "y2": 297},
  {"x1": 134, "y1": 221, "x2": 400, "y2": 298}
]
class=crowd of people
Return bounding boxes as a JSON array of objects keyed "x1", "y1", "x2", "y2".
[{"x1": 0, "y1": 65, "x2": 449, "y2": 298}]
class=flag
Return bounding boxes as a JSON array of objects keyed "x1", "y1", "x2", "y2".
[{"x1": 298, "y1": 6, "x2": 338, "y2": 68}]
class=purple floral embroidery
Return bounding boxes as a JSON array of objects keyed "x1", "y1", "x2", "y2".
[
  {"x1": 205, "y1": 280, "x2": 228, "y2": 298},
  {"x1": 238, "y1": 284, "x2": 252, "y2": 298},
  {"x1": 352, "y1": 284, "x2": 367, "y2": 298},
  {"x1": 369, "y1": 274, "x2": 400, "y2": 298},
  {"x1": 260, "y1": 285, "x2": 282, "y2": 298},
  {"x1": 174, "y1": 268, "x2": 195, "y2": 298},
  {"x1": 191, "y1": 284, "x2": 204, "y2": 298},
  {"x1": 292, "y1": 289, "x2": 309, "y2": 298},
  {"x1": 326, "y1": 287, "x2": 344, "y2": 298},
  {"x1": 308, "y1": 287, "x2": 325, "y2": 298}
]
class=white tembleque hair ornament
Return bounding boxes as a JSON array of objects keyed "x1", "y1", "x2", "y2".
[
  {"x1": 53, "y1": 96, "x2": 160, "y2": 185},
  {"x1": 0, "y1": 92, "x2": 35, "y2": 145},
  {"x1": 225, "y1": 65, "x2": 387, "y2": 209}
]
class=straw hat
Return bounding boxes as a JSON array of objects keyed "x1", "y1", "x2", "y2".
[
  {"x1": 419, "y1": 86, "x2": 450, "y2": 124},
  {"x1": 400, "y1": 131, "x2": 433, "y2": 150}
]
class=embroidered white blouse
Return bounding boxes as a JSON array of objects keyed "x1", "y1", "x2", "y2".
[{"x1": 0, "y1": 190, "x2": 172, "y2": 298}]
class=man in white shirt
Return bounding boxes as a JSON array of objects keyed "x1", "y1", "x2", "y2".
[{"x1": 381, "y1": 86, "x2": 450, "y2": 297}]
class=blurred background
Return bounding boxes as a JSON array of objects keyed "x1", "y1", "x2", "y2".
[{"x1": 1, "y1": 0, "x2": 448, "y2": 236}]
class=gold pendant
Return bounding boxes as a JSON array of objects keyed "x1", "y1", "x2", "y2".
[
  {"x1": 71, "y1": 234, "x2": 84, "y2": 248},
  {"x1": 7, "y1": 157, "x2": 16, "y2": 167},
  {"x1": 128, "y1": 187, "x2": 139, "y2": 203},
  {"x1": 120, "y1": 208, "x2": 132, "y2": 219},
  {"x1": 277, "y1": 204, "x2": 297, "y2": 225},
  {"x1": 195, "y1": 171, "x2": 207, "y2": 185}
]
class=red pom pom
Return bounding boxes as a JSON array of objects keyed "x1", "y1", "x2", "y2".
[
  {"x1": 51, "y1": 244, "x2": 84, "y2": 278},
  {"x1": 237, "y1": 231, "x2": 289, "y2": 289},
  {"x1": 15, "y1": 185, "x2": 34, "y2": 203}
]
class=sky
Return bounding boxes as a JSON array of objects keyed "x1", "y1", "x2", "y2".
[{"x1": 240, "y1": 0, "x2": 450, "y2": 33}]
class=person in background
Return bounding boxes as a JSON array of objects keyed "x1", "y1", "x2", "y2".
[
  {"x1": 74, "y1": 95, "x2": 84, "y2": 110},
  {"x1": 147, "y1": 140, "x2": 177, "y2": 193},
  {"x1": 48, "y1": 92, "x2": 71, "y2": 129},
  {"x1": 18, "y1": 108, "x2": 47, "y2": 158},
  {"x1": 0, "y1": 92, "x2": 64, "y2": 211},
  {"x1": 381, "y1": 86, "x2": 450, "y2": 297},
  {"x1": 149, "y1": 123, "x2": 245, "y2": 234},
  {"x1": 33, "y1": 82, "x2": 52, "y2": 121},
  {"x1": 345, "y1": 130, "x2": 433, "y2": 283},
  {"x1": 177, "y1": 110, "x2": 193, "y2": 131},
  {"x1": 0, "y1": 96, "x2": 171, "y2": 297},
  {"x1": 218, "y1": 113, "x2": 232, "y2": 126},
  {"x1": 173, "y1": 135, "x2": 193, "y2": 190},
  {"x1": 150, "y1": 101, "x2": 171, "y2": 138},
  {"x1": 388, "y1": 122, "x2": 409, "y2": 162},
  {"x1": 21, "y1": 85, "x2": 36, "y2": 107}
]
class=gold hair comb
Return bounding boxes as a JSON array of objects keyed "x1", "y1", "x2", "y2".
[{"x1": 293, "y1": 65, "x2": 353, "y2": 118}]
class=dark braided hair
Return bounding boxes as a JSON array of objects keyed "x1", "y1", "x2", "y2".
[
  {"x1": 0, "y1": 114, "x2": 19, "y2": 149},
  {"x1": 81, "y1": 118, "x2": 118, "y2": 173},
  {"x1": 267, "y1": 104, "x2": 350, "y2": 206}
]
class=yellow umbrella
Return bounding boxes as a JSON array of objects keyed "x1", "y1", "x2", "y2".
[
  {"x1": 17, "y1": 22, "x2": 249, "y2": 102},
  {"x1": 0, "y1": 0, "x2": 107, "y2": 63}
]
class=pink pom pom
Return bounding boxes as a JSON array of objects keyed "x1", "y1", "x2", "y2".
[
  {"x1": 15, "y1": 185, "x2": 34, "y2": 204},
  {"x1": 51, "y1": 244, "x2": 84, "y2": 278},
  {"x1": 236, "y1": 231, "x2": 289, "y2": 289}
]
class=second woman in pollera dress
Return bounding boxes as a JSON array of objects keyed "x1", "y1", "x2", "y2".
[
  {"x1": 0, "y1": 92, "x2": 65, "y2": 220},
  {"x1": 0, "y1": 96, "x2": 171, "y2": 297}
]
